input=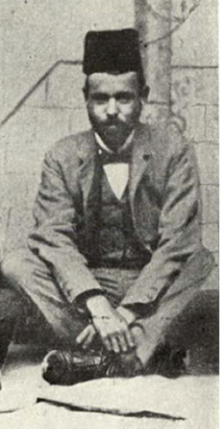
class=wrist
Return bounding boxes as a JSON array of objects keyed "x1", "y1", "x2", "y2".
[
  {"x1": 117, "y1": 306, "x2": 136, "y2": 325},
  {"x1": 86, "y1": 294, "x2": 109, "y2": 317},
  {"x1": 76, "y1": 290, "x2": 104, "y2": 316}
]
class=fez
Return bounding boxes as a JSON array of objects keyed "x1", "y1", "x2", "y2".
[{"x1": 83, "y1": 28, "x2": 144, "y2": 77}]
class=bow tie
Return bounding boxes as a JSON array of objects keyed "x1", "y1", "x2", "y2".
[{"x1": 98, "y1": 149, "x2": 131, "y2": 165}]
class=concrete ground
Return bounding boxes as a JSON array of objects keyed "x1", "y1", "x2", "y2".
[{"x1": 0, "y1": 344, "x2": 218, "y2": 429}]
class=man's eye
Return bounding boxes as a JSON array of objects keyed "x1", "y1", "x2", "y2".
[
  {"x1": 92, "y1": 94, "x2": 108, "y2": 103},
  {"x1": 116, "y1": 93, "x2": 133, "y2": 103}
]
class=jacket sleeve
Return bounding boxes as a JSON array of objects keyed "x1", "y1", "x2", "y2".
[
  {"x1": 121, "y1": 134, "x2": 205, "y2": 309},
  {"x1": 28, "y1": 150, "x2": 102, "y2": 303}
]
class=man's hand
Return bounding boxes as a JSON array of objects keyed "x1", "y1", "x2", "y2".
[{"x1": 86, "y1": 295, "x2": 135, "y2": 354}]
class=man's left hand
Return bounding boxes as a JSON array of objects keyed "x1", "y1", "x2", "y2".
[{"x1": 76, "y1": 306, "x2": 136, "y2": 351}]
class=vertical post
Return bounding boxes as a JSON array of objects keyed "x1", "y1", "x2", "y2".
[{"x1": 134, "y1": 0, "x2": 172, "y2": 124}]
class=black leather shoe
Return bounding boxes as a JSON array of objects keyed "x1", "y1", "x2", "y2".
[
  {"x1": 41, "y1": 349, "x2": 111, "y2": 385},
  {"x1": 41, "y1": 347, "x2": 146, "y2": 385}
]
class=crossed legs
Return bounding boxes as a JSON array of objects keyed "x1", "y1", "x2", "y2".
[{"x1": 1, "y1": 249, "x2": 218, "y2": 376}]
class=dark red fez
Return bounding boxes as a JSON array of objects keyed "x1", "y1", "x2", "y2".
[{"x1": 83, "y1": 28, "x2": 144, "y2": 76}]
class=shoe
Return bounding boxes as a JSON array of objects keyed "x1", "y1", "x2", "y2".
[
  {"x1": 42, "y1": 348, "x2": 145, "y2": 385},
  {"x1": 105, "y1": 351, "x2": 144, "y2": 378},
  {"x1": 41, "y1": 349, "x2": 112, "y2": 385}
]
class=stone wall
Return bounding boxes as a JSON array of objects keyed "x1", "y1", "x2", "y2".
[
  {"x1": 0, "y1": 0, "x2": 135, "y2": 122},
  {"x1": 170, "y1": 0, "x2": 218, "y2": 265},
  {"x1": 135, "y1": 0, "x2": 218, "y2": 272},
  {"x1": 0, "y1": 63, "x2": 88, "y2": 256}
]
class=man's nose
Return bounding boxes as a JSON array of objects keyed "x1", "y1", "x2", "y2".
[{"x1": 106, "y1": 97, "x2": 118, "y2": 117}]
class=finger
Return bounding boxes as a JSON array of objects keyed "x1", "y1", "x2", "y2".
[
  {"x1": 125, "y1": 329, "x2": 135, "y2": 350},
  {"x1": 117, "y1": 332, "x2": 128, "y2": 353},
  {"x1": 83, "y1": 328, "x2": 96, "y2": 349},
  {"x1": 103, "y1": 336, "x2": 112, "y2": 352},
  {"x1": 76, "y1": 326, "x2": 91, "y2": 345},
  {"x1": 110, "y1": 335, "x2": 120, "y2": 354},
  {"x1": 92, "y1": 320, "x2": 111, "y2": 351}
]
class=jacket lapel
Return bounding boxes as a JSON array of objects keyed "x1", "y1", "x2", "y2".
[
  {"x1": 129, "y1": 123, "x2": 152, "y2": 204},
  {"x1": 77, "y1": 130, "x2": 97, "y2": 206},
  {"x1": 77, "y1": 130, "x2": 101, "y2": 257},
  {"x1": 129, "y1": 123, "x2": 155, "y2": 249}
]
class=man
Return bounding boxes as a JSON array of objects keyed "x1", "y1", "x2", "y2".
[{"x1": 1, "y1": 29, "x2": 217, "y2": 384}]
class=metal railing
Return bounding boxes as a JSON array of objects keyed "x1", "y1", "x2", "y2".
[{"x1": 0, "y1": 60, "x2": 82, "y2": 128}]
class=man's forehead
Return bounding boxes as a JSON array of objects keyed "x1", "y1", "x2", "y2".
[{"x1": 87, "y1": 72, "x2": 139, "y2": 91}]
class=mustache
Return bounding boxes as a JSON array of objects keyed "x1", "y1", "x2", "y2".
[{"x1": 104, "y1": 119, "x2": 124, "y2": 127}]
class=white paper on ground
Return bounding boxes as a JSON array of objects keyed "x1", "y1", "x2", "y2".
[
  {"x1": 0, "y1": 375, "x2": 218, "y2": 427},
  {"x1": 37, "y1": 375, "x2": 217, "y2": 420},
  {"x1": 38, "y1": 375, "x2": 219, "y2": 422}
]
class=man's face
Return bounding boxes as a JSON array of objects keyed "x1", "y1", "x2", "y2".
[{"x1": 85, "y1": 72, "x2": 142, "y2": 151}]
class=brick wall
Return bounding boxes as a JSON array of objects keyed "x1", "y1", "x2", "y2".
[
  {"x1": 136, "y1": 0, "x2": 218, "y2": 275},
  {"x1": 0, "y1": 63, "x2": 86, "y2": 256},
  {"x1": 0, "y1": 0, "x2": 135, "y2": 122},
  {"x1": 170, "y1": 0, "x2": 218, "y2": 267}
]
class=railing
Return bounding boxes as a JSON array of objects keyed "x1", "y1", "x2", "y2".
[{"x1": 0, "y1": 60, "x2": 82, "y2": 128}]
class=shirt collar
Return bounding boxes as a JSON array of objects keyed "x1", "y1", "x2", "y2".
[{"x1": 94, "y1": 131, "x2": 135, "y2": 155}]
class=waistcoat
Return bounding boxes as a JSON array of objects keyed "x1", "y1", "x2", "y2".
[{"x1": 90, "y1": 167, "x2": 151, "y2": 269}]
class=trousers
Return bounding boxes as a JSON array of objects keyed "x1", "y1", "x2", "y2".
[{"x1": 1, "y1": 248, "x2": 218, "y2": 374}]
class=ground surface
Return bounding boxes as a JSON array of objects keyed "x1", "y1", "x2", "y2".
[{"x1": 0, "y1": 344, "x2": 218, "y2": 429}]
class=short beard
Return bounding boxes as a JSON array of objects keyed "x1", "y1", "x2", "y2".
[
  {"x1": 92, "y1": 123, "x2": 132, "y2": 151},
  {"x1": 89, "y1": 113, "x2": 140, "y2": 151}
]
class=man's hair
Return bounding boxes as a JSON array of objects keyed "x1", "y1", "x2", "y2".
[{"x1": 83, "y1": 70, "x2": 146, "y2": 99}]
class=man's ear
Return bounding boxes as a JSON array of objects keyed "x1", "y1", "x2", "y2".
[
  {"x1": 140, "y1": 85, "x2": 150, "y2": 103},
  {"x1": 82, "y1": 87, "x2": 87, "y2": 101},
  {"x1": 82, "y1": 77, "x2": 89, "y2": 101}
]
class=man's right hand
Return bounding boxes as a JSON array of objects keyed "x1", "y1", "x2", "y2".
[{"x1": 86, "y1": 295, "x2": 135, "y2": 354}]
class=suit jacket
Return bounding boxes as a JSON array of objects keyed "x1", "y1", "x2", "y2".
[{"x1": 28, "y1": 122, "x2": 214, "y2": 307}]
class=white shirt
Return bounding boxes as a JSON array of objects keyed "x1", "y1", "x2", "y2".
[{"x1": 95, "y1": 132, "x2": 134, "y2": 200}]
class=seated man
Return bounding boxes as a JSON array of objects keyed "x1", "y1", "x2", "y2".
[{"x1": 1, "y1": 29, "x2": 217, "y2": 384}]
